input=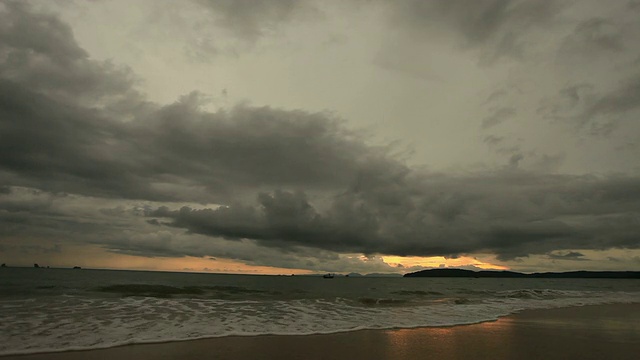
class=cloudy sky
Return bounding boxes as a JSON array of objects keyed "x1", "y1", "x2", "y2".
[{"x1": 1, "y1": 0, "x2": 640, "y2": 274}]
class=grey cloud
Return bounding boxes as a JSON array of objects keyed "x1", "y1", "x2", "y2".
[
  {"x1": 537, "y1": 84, "x2": 592, "y2": 123},
  {"x1": 557, "y1": 7, "x2": 640, "y2": 65},
  {"x1": 195, "y1": 0, "x2": 312, "y2": 43},
  {"x1": 586, "y1": 75, "x2": 640, "y2": 119},
  {"x1": 540, "y1": 76, "x2": 640, "y2": 136},
  {"x1": 483, "y1": 135, "x2": 504, "y2": 146},
  {"x1": 562, "y1": 18, "x2": 625, "y2": 54},
  {"x1": 559, "y1": 84, "x2": 594, "y2": 109},
  {"x1": 481, "y1": 107, "x2": 516, "y2": 129},
  {"x1": 547, "y1": 251, "x2": 586, "y2": 261},
  {"x1": 146, "y1": 219, "x2": 161, "y2": 226},
  {"x1": 508, "y1": 153, "x2": 523, "y2": 168},
  {"x1": 385, "y1": 0, "x2": 563, "y2": 64},
  {"x1": 0, "y1": 243, "x2": 61, "y2": 256},
  {"x1": 102, "y1": 230, "x2": 178, "y2": 258},
  {"x1": 98, "y1": 224, "x2": 404, "y2": 273},
  {"x1": 99, "y1": 206, "x2": 135, "y2": 218},
  {"x1": 181, "y1": 0, "x2": 320, "y2": 59},
  {"x1": 483, "y1": 135, "x2": 526, "y2": 164},
  {"x1": 0, "y1": 194, "x2": 53, "y2": 214},
  {"x1": 547, "y1": 5, "x2": 640, "y2": 137},
  {"x1": 483, "y1": 89, "x2": 507, "y2": 105},
  {"x1": 0, "y1": 187, "x2": 152, "y2": 246},
  {"x1": 531, "y1": 154, "x2": 565, "y2": 173}
]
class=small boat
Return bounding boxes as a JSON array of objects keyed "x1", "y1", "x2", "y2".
[{"x1": 323, "y1": 273, "x2": 334, "y2": 279}]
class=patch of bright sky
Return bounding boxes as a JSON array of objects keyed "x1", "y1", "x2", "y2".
[{"x1": 382, "y1": 255, "x2": 509, "y2": 271}]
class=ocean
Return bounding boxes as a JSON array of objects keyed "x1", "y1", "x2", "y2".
[{"x1": 1, "y1": 268, "x2": 639, "y2": 356}]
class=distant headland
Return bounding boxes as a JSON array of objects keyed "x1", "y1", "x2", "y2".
[{"x1": 403, "y1": 269, "x2": 640, "y2": 279}]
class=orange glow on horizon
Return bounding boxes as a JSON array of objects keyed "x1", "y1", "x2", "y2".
[
  {"x1": 382, "y1": 255, "x2": 509, "y2": 271},
  {"x1": 2, "y1": 236, "x2": 507, "y2": 275},
  {"x1": 0, "y1": 242, "x2": 314, "y2": 275},
  {"x1": 108, "y1": 255, "x2": 316, "y2": 275}
]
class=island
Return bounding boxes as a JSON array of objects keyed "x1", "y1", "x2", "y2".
[{"x1": 403, "y1": 269, "x2": 640, "y2": 279}]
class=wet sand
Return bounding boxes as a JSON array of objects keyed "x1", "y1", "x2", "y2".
[{"x1": 3, "y1": 303, "x2": 639, "y2": 360}]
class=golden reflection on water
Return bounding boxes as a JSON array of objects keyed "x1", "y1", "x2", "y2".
[{"x1": 381, "y1": 320, "x2": 517, "y2": 359}]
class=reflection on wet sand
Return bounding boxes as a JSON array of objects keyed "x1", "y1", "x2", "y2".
[
  {"x1": 382, "y1": 319, "x2": 518, "y2": 359},
  {"x1": 379, "y1": 305, "x2": 640, "y2": 360}
]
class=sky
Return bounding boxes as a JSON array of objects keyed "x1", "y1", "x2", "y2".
[{"x1": 1, "y1": 0, "x2": 640, "y2": 274}]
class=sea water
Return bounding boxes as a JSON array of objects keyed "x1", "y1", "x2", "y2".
[{"x1": 1, "y1": 268, "x2": 639, "y2": 355}]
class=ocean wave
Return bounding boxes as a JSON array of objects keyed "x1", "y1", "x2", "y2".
[
  {"x1": 356, "y1": 297, "x2": 409, "y2": 306},
  {"x1": 494, "y1": 289, "x2": 578, "y2": 299},
  {"x1": 390, "y1": 290, "x2": 444, "y2": 296},
  {"x1": 1, "y1": 289, "x2": 638, "y2": 356},
  {"x1": 94, "y1": 284, "x2": 280, "y2": 299}
]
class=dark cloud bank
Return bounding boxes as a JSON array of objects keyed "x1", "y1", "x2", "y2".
[{"x1": 1, "y1": 1, "x2": 640, "y2": 267}]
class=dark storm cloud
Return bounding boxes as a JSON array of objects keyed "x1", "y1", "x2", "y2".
[
  {"x1": 2, "y1": 3, "x2": 640, "y2": 265},
  {"x1": 0, "y1": 1, "x2": 139, "y2": 106},
  {"x1": 1, "y1": 83, "x2": 384, "y2": 202},
  {"x1": 0, "y1": 1, "x2": 391, "y2": 203},
  {"x1": 0, "y1": 1, "x2": 86, "y2": 62},
  {"x1": 148, "y1": 172, "x2": 640, "y2": 260},
  {"x1": 0, "y1": 188, "x2": 132, "y2": 240},
  {"x1": 385, "y1": 0, "x2": 563, "y2": 63},
  {"x1": 129, "y1": 98, "x2": 391, "y2": 196}
]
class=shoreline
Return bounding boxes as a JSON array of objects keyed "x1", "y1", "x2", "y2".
[{"x1": 2, "y1": 303, "x2": 639, "y2": 360}]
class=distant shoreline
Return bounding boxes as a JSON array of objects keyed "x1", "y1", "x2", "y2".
[
  {"x1": 3, "y1": 266, "x2": 639, "y2": 278},
  {"x1": 404, "y1": 268, "x2": 640, "y2": 278}
]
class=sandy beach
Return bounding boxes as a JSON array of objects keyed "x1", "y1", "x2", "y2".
[{"x1": 3, "y1": 303, "x2": 639, "y2": 360}]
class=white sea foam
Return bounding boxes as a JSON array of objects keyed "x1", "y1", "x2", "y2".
[{"x1": 1, "y1": 289, "x2": 638, "y2": 356}]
